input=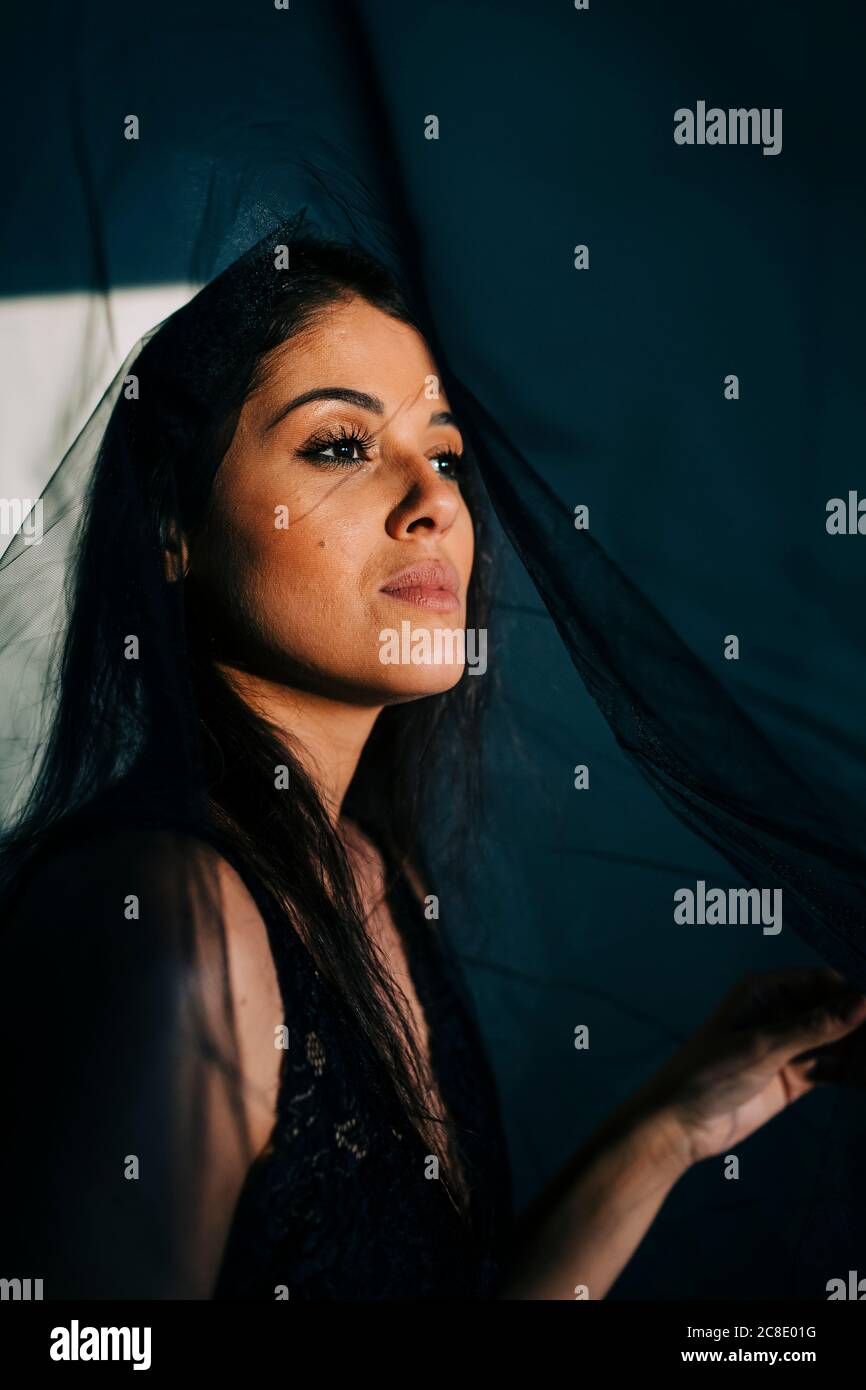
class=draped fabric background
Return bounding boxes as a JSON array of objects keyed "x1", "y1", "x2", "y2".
[{"x1": 2, "y1": 0, "x2": 865, "y2": 1297}]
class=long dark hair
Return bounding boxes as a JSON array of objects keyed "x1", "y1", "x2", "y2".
[{"x1": 0, "y1": 215, "x2": 494, "y2": 1221}]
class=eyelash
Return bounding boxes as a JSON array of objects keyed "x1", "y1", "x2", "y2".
[{"x1": 296, "y1": 422, "x2": 465, "y2": 482}]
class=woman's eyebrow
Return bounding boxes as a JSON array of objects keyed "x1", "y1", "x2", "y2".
[
  {"x1": 264, "y1": 387, "x2": 384, "y2": 432},
  {"x1": 264, "y1": 388, "x2": 459, "y2": 433}
]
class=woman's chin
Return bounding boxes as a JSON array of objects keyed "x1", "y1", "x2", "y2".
[{"x1": 377, "y1": 662, "x2": 468, "y2": 702}]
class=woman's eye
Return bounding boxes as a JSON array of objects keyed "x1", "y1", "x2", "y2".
[
  {"x1": 298, "y1": 432, "x2": 464, "y2": 479},
  {"x1": 430, "y1": 450, "x2": 465, "y2": 482},
  {"x1": 319, "y1": 440, "x2": 366, "y2": 463},
  {"x1": 296, "y1": 428, "x2": 375, "y2": 467}
]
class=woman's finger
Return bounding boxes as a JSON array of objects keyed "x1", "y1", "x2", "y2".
[{"x1": 763, "y1": 991, "x2": 866, "y2": 1064}]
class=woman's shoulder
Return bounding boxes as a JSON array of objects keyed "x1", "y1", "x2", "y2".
[
  {"x1": 5, "y1": 817, "x2": 283, "y2": 1039},
  {"x1": 3, "y1": 815, "x2": 284, "y2": 1163},
  {"x1": 7, "y1": 820, "x2": 256, "y2": 928},
  {"x1": 0, "y1": 819, "x2": 285, "y2": 1295}
]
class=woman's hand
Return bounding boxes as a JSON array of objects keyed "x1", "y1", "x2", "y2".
[
  {"x1": 502, "y1": 965, "x2": 866, "y2": 1299},
  {"x1": 642, "y1": 967, "x2": 866, "y2": 1166}
]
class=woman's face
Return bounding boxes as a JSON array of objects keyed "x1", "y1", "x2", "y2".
[{"x1": 188, "y1": 295, "x2": 476, "y2": 705}]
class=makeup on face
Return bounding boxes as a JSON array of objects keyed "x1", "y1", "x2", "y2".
[{"x1": 379, "y1": 560, "x2": 460, "y2": 612}]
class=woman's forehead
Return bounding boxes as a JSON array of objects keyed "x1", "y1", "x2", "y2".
[{"x1": 255, "y1": 299, "x2": 442, "y2": 413}]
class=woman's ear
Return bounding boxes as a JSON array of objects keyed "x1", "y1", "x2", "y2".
[{"x1": 163, "y1": 521, "x2": 190, "y2": 583}]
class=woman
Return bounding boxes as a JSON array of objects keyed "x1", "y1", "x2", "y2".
[{"x1": 1, "y1": 218, "x2": 864, "y2": 1300}]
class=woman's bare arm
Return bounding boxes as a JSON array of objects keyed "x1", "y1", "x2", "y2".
[
  {"x1": 498, "y1": 968, "x2": 866, "y2": 1300},
  {"x1": 0, "y1": 829, "x2": 283, "y2": 1298},
  {"x1": 498, "y1": 1090, "x2": 688, "y2": 1300}
]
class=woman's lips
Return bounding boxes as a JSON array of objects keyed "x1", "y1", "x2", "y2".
[
  {"x1": 379, "y1": 561, "x2": 461, "y2": 612},
  {"x1": 382, "y1": 587, "x2": 460, "y2": 612}
]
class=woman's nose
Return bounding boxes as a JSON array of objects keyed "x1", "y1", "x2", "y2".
[{"x1": 384, "y1": 458, "x2": 461, "y2": 539}]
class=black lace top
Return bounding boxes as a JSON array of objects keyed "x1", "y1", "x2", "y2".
[{"x1": 213, "y1": 859, "x2": 515, "y2": 1300}]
